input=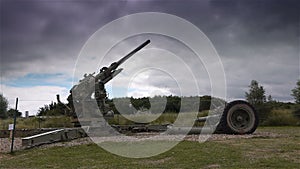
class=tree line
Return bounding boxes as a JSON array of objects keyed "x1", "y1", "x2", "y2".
[
  {"x1": 0, "y1": 79, "x2": 300, "y2": 120},
  {"x1": 36, "y1": 95, "x2": 224, "y2": 117}
]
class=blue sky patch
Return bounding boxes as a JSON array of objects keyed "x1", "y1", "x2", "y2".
[{"x1": 4, "y1": 73, "x2": 73, "y2": 88}]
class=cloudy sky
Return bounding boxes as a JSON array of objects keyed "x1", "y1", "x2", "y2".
[{"x1": 0, "y1": 0, "x2": 299, "y2": 115}]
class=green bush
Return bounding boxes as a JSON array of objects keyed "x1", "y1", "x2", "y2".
[
  {"x1": 0, "y1": 116, "x2": 73, "y2": 129},
  {"x1": 262, "y1": 109, "x2": 299, "y2": 126},
  {"x1": 292, "y1": 107, "x2": 300, "y2": 119},
  {"x1": 42, "y1": 117, "x2": 73, "y2": 128},
  {"x1": 255, "y1": 104, "x2": 272, "y2": 123}
]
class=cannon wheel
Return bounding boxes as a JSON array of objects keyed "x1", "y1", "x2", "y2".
[{"x1": 216, "y1": 100, "x2": 258, "y2": 134}]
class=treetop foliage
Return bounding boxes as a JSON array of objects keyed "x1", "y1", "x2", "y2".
[
  {"x1": 245, "y1": 80, "x2": 266, "y2": 106},
  {"x1": 7, "y1": 108, "x2": 22, "y2": 118},
  {"x1": 291, "y1": 79, "x2": 300, "y2": 104},
  {"x1": 0, "y1": 94, "x2": 8, "y2": 119}
]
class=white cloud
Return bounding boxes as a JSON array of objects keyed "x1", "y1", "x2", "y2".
[{"x1": 1, "y1": 85, "x2": 69, "y2": 116}]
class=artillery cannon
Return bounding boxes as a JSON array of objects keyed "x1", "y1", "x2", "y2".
[
  {"x1": 61, "y1": 39, "x2": 258, "y2": 134},
  {"x1": 65, "y1": 40, "x2": 150, "y2": 124}
]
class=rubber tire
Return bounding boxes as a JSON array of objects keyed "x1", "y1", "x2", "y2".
[{"x1": 215, "y1": 100, "x2": 259, "y2": 134}]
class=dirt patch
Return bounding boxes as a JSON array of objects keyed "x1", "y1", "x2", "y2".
[
  {"x1": 39, "y1": 137, "x2": 93, "y2": 149},
  {"x1": 280, "y1": 150, "x2": 300, "y2": 163},
  {"x1": 203, "y1": 164, "x2": 221, "y2": 169},
  {"x1": 0, "y1": 138, "x2": 22, "y2": 153},
  {"x1": 184, "y1": 131, "x2": 284, "y2": 142},
  {"x1": 0, "y1": 131, "x2": 286, "y2": 152},
  {"x1": 138, "y1": 157, "x2": 173, "y2": 165},
  {"x1": 32, "y1": 131, "x2": 286, "y2": 149}
]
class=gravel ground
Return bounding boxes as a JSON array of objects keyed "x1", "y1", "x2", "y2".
[
  {"x1": 0, "y1": 138, "x2": 22, "y2": 153},
  {"x1": 0, "y1": 131, "x2": 284, "y2": 152},
  {"x1": 39, "y1": 131, "x2": 284, "y2": 148}
]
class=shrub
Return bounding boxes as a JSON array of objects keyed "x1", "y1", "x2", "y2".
[
  {"x1": 292, "y1": 107, "x2": 300, "y2": 119},
  {"x1": 262, "y1": 109, "x2": 299, "y2": 126},
  {"x1": 255, "y1": 104, "x2": 272, "y2": 123},
  {"x1": 42, "y1": 116, "x2": 73, "y2": 128}
]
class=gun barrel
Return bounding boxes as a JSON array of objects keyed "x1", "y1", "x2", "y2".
[
  {"x1": 95, "y1": 40, "x2": 150, "y2": 82},
  {"x1": 116, "y1": 39, "x2": 150, "y2": 66}
]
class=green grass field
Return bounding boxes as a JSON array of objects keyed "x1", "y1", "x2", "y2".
[
  {"x1": 1, "y1": 108, "x2": 299, "y2": 130},
  {"x1": 0, "y1": 112, "x2": 208, "y2": 130},
  {"x1": 0, "y1": 127, "x2": 299, "y2": 169}
]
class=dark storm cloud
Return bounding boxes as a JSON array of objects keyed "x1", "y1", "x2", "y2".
[
  {"x1": 206, "y1": 0, "x2": 299, "y2": 52},
  {"x1": 0, "y1": 1, "x2": 131, "y2": 77},
  {"x1": 0, "y1": 0, "x2": 299, "y2": 102},
  {"x1": 196, "y1": 0, "x2": 299, "y2": 101}
]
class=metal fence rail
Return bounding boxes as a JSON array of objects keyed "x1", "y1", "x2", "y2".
[{"x1": 22, "y1": 128, "x2": 86, "y2": 148}]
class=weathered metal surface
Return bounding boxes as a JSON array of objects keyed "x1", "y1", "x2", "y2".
[
  {"x1": 196, "y1": 114, "x2": 221, "y2": 122},
  {"x1": 111, "y1": 124, "x2": 169, "y2": 133},
  {"x1": 22, "y1": 129, "x2": 64, "y2": 148},
  {"x1": 22, "y1": 128, "x2": 86, "y2": 148}
]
